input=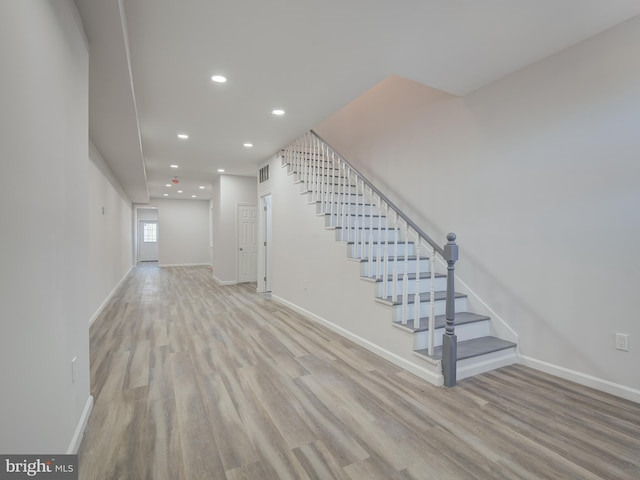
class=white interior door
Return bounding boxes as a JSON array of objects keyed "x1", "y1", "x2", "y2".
[
  {"x1": 138, "y1": 220, "x2": 159, "y2": 262},
  {"x1": 238, "y1": 205, "x2": 258, "y2": 282}
]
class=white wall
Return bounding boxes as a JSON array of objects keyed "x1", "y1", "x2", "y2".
[
  {"x1": 315, "y1": 17, "x2": 640, "y2": 398},
  {"x1": 258, "y1": 155, "x2": 444, "y2": 383},
  {"x1": 148, "y1": 198, "x2": 210, "y2": 266},
  {"x1": 0, "y1": 0, "x2": 92, "y2": 452},
  {"x1": 211, "y1": 175, "x2": 257, "y2": 283},
  {"x1": 89, "y1": 143, "x2": 133, "y2": 324}
]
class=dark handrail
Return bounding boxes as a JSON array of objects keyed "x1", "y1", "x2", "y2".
[{"x1": 310, "y1": 130, "x2": 445, "y2": 258}]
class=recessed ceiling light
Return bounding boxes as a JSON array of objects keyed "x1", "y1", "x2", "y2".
[
  {"x1": 243, "y1": 143, "x2": 253, "y2": 148},
  {"x1": 170, "y1": 164, "x2": 179, "y2": 168},
  {"x1": 272, "y1": 109, "x2": 285, "y2": 116},
  {"x1": 191, "y1": 195, "x2": 197, "y2": 198},
  {"x1": 211, "y1": 75, "x2": 227, "y2": 83},
  {"x1": 177, "y1": 133, "x2": 189, "y2": 139},
  {"x1": 163, "y1": 193, "x2": 169, "y2": 197},
  {"x1": 177, "y1": 190, "x2": 183, "y2": 193},
  {"x1": 217, "y1": 168, "x2": 225, "y2": 173},
  {"x1": 199, "y1": 185, "x2": 205, "y2": 189},
  {"x1": 165, "y1": 184, "x2": 172, "y2": 187}
]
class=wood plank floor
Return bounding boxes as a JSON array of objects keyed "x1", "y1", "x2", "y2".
[{"x1": 78, "y1": 265, "x2": 640, "y2": 479}]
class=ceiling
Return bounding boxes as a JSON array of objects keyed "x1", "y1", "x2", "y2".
[{"x1": 74, "y1": 0, "x2": 640, "y2": 204}]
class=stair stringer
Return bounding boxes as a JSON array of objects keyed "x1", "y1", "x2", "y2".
[{"x1": 270, "y1": 162, "x2": 444, "y2": 385}]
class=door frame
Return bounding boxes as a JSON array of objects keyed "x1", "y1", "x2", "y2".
[
  {"x1": 258, "y1": 194, "x2": 273, "y2": 292},
  {"x1": 134, "y1": 206, "x2": 159, "y2": 263}
]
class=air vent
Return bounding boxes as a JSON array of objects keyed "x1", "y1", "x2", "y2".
[{"x1": 259, "y1": 164, "x2": 269, "y2": 183}]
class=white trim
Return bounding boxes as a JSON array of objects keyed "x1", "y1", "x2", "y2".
[
  {"x1": 213, "y1": 274, "x2": 237, "y2": 285},
  {"x1": 66, "y1": 395, "x2": 93, "y2": 454},
  {"x1": 89, "y1": 265, "x2": 134, "y2": 327},
  {"x1": 456, "y1": 349, "x2": 517, "y2": 380},
  {"x1": 519, "y1": 354, "x2": 640, "y2": 404},
  {"x1": 158, "y1": 263, "x2": 209, "y2": 267},
  {"x1": 272, "y1": 295, "x2": 444, "y2": 386}
]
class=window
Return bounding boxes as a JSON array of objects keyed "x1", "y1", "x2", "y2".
[{"x1": 143, "y1": 222, "x2": 157, "y2": 242}]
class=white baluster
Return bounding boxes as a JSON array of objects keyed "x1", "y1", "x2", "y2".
[
  {"x1": 328, "y1": 151, "x2": 335, "y2": 226},
  {"x1": 401, "y1": 222, "x2": 409, "y2": 324},
  {"x1": 392, "y1": 210, "x2": 398, "y2": 300},
  {"x1": 428, "y1": 245, "x2": 436, "y2": 356},
  {"x1": 382, "y1": 204, "x2": 389, "y2": 299},
  {"x1": 413, "y1": 238, "x2": 421, "y2": 327},
  {"x1": 374, "y1": 194, "x2": 380, "y2": 279},
  {"x1": 318, "y1": 141, "x2": 328, "y2": 213},
  {"x1": 367, "y1": 190, "x2": 374, "y2": 278}
]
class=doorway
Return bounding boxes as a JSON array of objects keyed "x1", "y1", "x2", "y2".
[
  {"x1": 138, "y1": 220, "x2": 159, "y2": 262},
  {"x1": 237, "y1": 204, "x2": 258, "y2": 283}
]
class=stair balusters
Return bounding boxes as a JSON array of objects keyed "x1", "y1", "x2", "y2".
[{"x1": 283, "y1": 131, "x2": 459, "y2": 386}]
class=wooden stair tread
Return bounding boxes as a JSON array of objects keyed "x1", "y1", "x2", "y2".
[
  {"x1": 415, "y1": 336, "x2": 516, "y2": 361},
  {"x1": 394, "y1": 312, "x2": 490, "y2": 332}
]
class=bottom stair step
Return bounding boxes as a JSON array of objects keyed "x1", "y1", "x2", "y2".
[{"x1": 415, "y1": 336, "x2": 516, "y2": 361}]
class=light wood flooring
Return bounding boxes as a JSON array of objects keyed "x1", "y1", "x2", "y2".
[{"x1": 78, "y1": 265, "x2": 640, "y2": 479}]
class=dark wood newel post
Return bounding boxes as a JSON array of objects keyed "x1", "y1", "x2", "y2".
[{"x1": 442, "y1": 232, "x2": 458, "y2": 387}]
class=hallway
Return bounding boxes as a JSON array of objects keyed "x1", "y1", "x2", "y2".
[{"x1": 78, "y1": 265, "x2": 640, "y2": 479}]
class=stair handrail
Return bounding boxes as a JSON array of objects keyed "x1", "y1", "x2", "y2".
[{"x1": 311, "y1": 130, "x2": 445, "y2": 258}]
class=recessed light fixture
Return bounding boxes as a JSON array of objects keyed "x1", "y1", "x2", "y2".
[
  {"x1": 177, "y1": 190, "x2": 183, "y2": 193},
  {"x1": 211, "y1": 75, "x2": 227, "y2": 83},
  {"x1": 165, "y1": 184, "x2": 172, "y2": 187},
  {"x1": 177, "y1": 133, "x2": 189, "y2": 139},
  {"x1": 191, "y1": 195, "x2": 197, "y2": 198},
  {"x1": 199, "y1": 185, "x2": 205, "y2": 189},
  {"x1": 170, "y1": 164, "x2": 179, "y2": 168},
  {"x1": 217, "y1": 168, "x2": 225, "y2": 173},
  {"x1": 163, "y1": 193, "x2": 169, "y2": 197},
  {"x1": 272, "y1": 109, "x2": 285, "y2": 116},
  {"x1": 243, "y1": 143, "x2": 253, "y2": 148}
]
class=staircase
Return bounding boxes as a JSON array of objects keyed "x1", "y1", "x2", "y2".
[{"x1": 281, "y1": 131, "x2": 516, "y2": 385}]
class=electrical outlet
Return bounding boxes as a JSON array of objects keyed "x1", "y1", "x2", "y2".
[{"x1": 615, "y1": 333, "x2": 629, "y2": 352}]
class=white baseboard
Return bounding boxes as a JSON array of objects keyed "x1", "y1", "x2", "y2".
[
  {"x1": 213, "y1": 274, "x2": 237, "y2": 285},
  {"x1": 271, "y1": 295, "x2": 443, "y2": 386},
  {"x1": 158, "y1": 263, "x2": 210, "y2": 267},
  {"x1": 519, "y1": 354, "x2": 640, "y2": 404},
  {"x1": 67, "y1": 395, "x2": 93, "y2": 454},
  {"x1": 89, "y1": 265, "x2": 134, "y2": 327}
]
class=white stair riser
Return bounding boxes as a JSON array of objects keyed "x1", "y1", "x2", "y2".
[
  {"x1": 296, "y1": 175, "x2": 352, "y2": 187},
  {"x1": 412, "y1": 320, "x2": 490, "y2": 350},
  {"x1": 455, "y1": 348, "x2": 518, "y2": 381},
  {"x1": 289, "y1": 167, "x2": 342, "y2": 176},
  {"x1": 302, "y1": 183, "x2": 360, "y2": 196},
  {"x1": 360, "y1": 258, "x2": 431, "y2": 277},
  {"x1": 318, "y1": 202, "x2": 378, "y2": 216},
  {"x1": 337, "y1": 228, "x2": 401, "y2": 243},
  {"x1": 325, "y1": 215, "x2": 391, "y2": 229},
  {"x1": 347, "y1": 242, "x2": 415, "y2": 258},
  {"x1": 391, "y1": 296, "x2": 467, "y2": 322},
  {"x1": 374, "y1": 275, "x2": 447, "y2": 297}
]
